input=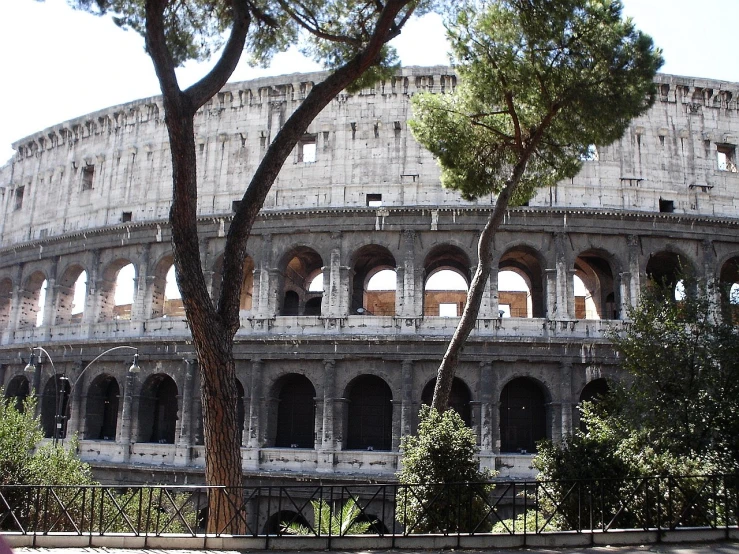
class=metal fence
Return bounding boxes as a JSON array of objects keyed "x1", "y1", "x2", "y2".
[{"x1": 1, "y1": 475, "x2": 737, "y2": 541}]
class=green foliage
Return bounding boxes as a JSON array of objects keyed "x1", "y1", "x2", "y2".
[
  {"x1": 534, "y1": 280, "x2": 739, "y2": 529},
  {"x1": 397, "y1": 406, "x2": 494, "y2": 533},
  {"x1": 610, "y1": 279, "x2": 739, "y2": 473},
  {"x1": 490, "y1": 508, "x2": 560, "y2": 534},
  {"x1": 284, "y1": 499, "x2": 372, "y2": 536},
  {"x1": 0, "y1": 393, "x2": 93, "y2": 487},
  {"x1": 69, "y1": 0, "x2": 433, "y2": 73},
  {"x1": 410, "y1": 0, "x2": 663, "y2": 202}
]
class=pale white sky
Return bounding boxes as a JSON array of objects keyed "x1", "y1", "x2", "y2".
[{"x1": 2, "y1": 1, "x2": 739, "y2": 163}]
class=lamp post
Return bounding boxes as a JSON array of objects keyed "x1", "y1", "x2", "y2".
[{"x1": 24, "y1": 345, "x2": 141, "y2": 445}]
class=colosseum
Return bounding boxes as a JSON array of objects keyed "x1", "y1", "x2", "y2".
[{"x1": 0, "y1": 66, "x2": 737, "y2": 486}]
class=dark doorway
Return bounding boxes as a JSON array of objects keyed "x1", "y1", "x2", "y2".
[
  {"x1": 275, "y1": 375, "x2": 315, "y2": 448},
  {"x1": 500, "y1": 377, "x2": 547, "y2": 453},
  {"x1": 346, "y1": 375, "x2": 392, "y2": 450}
]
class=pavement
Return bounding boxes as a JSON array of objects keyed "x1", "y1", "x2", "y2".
[{"x1": 8, "y1": 540, "x2": 739, "y2": 554}]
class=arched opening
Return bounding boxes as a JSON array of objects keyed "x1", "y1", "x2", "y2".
[
  {"x1": 279, "y1": 248, "x2": 323, "y2": 316},
  {"x1": 274, "y1": 374, "x2": 315, "y2": 448},
  {"x1": 163, "y1": 265, "x2": 184, "y2": 317},
  {"x1": 150, "y1": 256, "x2": 174, "y2": 318},
  {"x1": 96, "y1": 260, "x2": 136, "y2": 322},
  {"x1": 574, "y1": 252, "x2": 617, "y2": 319},
  {"x1": 211, "y1": 255, "x2": 255, "y2": 313},
  {"x1": 41, "y1": 375, "x2": 71, "y2": 439},
  {"x1": 421, "y1": 377, "x2": 472, "y2": 426},
  {"x1": 5, "y1": 375, "x2": 30, "y2": 412},
  {"x1": 346, "y1": 375, "x2": 392, "y2": 451},
  {"x1": 85, "y1": 375, "x2": 120, "y2": 440},
  {"x1": 364, "y1": 269, "x2": 397, "y2": 316},
  {"x1": 578, "y1": 378, "x2": 610, "y2": 431},
  {"x1": 137, "y1": 374, "x2": 178, "y2": 443},
  {"x1": 719, "y1": 256, "x2": 739, "y2": 322},
  {"x1": 263, "y1": 510, "x2": 311, "y2": 535},
  {"x1": 497, "y1": 270, "x2": 532, "y2": 318},
  {"x1": 55, "y1": 266, "x2": 87, "y2": 325},
  {"x1": 0, "y1": 278, "x2": 12, "y2": 331},
  {"x1": 351, "y1": 245, "x2": 397, "y2": 316},
  {"x1": 645, "y1": 251, "x2": 693, "y2": 301},
  {"x1": 499, "y1": 247, "x2": 545, "y2": 317},
  {"x1": 18, "y1": 272, "x2": 47, "y2": 329},
  {"x1": 500, "y1": 377, "x2": 547, "y2": 453},
  {"x1": 423, "y1": 245, "x2": 471, "y2": 317}
]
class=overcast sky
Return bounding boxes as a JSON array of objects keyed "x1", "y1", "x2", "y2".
[{"x1": 2, "y1": 0, "x2": 738, "y2": 163}]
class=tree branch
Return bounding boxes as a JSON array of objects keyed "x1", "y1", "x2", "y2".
[
  {"x1": 217, "y1": 0, "x2": 414, "y2": 328},
  {"x1": 186, "y1": 0, "x2": 252, "y2": 110}
]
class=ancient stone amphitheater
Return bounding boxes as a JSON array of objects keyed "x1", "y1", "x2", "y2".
[{"x1": 0, "y1": 66, "x2": 737, "y2": 485}]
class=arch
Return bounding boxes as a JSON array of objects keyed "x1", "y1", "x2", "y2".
[
  {"x1": 351, "y1": 245, "x2": 397, "y2": 316},
  {"x1": 574, "y1": 250, "x2": 618, "y2": 319},
  {"x1": 85, "y1": 374, "x2": 120, "y2": 440},
  {"x1": 645, "y1": 250, "x2": 694, "y2": 300},
  {"x1": 345, "y1": 375, "x2": 392, "y2": 451},
  {"x1": 279, "y1": 247, "x2": 323, "y2": 316},
  {"x1": 97, "y1": 259, "x2": 136, "y2": 322},
  {"x1": 423, "y1": 244, "x2": 471, "y2": 317},
  {"x1": 137, "y1": 374, "x2": 178, "y2": 443},
  {"x1": 150, "y1": 255, "x2": 178, "y2": 318},
  {"x1": 0, "y1": 278, "x2": 12, "y2": 331},
  {"x1": 55, "y1": 264, "x2": 87, "y2": 325},
  {"x1": 274, "y1": 374, "x2": 316, "y2": 448},
  {"x1": 262, "y1": 510, "x2": 310, "y2": 535},
  {"x1": 498, "y1": 246, "x2": 546, "y2": 318},
  {"x1": 41, "y1": 375, "x2": 71, "y2": 439},
  {"x1": 5, "y1": 375, "x2": 30, "y2": 412},
  {"x1": 719, "y1": 255, "x2": 739, "y2": 321},
  {"x1": 211, "y1": 254, "x2": 255, "y2": 313},
  {"x1": 500, "y1": 377, "x2": 548, "y2": 453},
  {"x1": 578, "y1": 378, "x2": 610, "y2": 431},
  {"x1": 421, "y1": 377, "x2": 472, "y2": 426},
  {"x1": 18, "y1": 271, "x2": 47, "y2": 329},
  {"x1": 497, "y1": 269, "x2": 532, "y2": 318}
]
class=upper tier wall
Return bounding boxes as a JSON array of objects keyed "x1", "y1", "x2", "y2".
[{"x1": 1, "y1": 67, "x2": 738, "y2": 246}]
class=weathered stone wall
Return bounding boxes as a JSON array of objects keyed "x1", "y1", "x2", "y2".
[{"x1": 0, "y1": 68, "x2": 738, "y2": 491}]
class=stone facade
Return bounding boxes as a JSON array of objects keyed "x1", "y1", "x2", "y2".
[{"x1": 0, "y1": 66, "x2": 738, "y2": 487}]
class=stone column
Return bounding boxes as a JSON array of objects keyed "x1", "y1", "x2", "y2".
[
  {"x1": 626, "y1": 235, "x2": 641, "y2": 310},
  {"x1": 131, "y1": 243, "x2": 151, "y2": 321},
  {"x1": 398, "y1": 360, "x2": 414, "y2": 446},
  {"x1": 325, "y1": 247, "x2": 348, "y2": 317},
  {"x1": 553, "y1": 232, "x2": 573, "y2": 318},
  {"x1": 400, "y1": 231, "x2": 423, "y2": 318},
  {"x1": 559, "y1": 360, "x2": 574, "y2": 440},
  {"x1": 65, "y1": 365, "x2": 85, "y2": 438},
  {"x1": 0, "y1": 364, "x2": 6, "y2": 388},
  {"x1": 247, "y1": 359, "x2": 263, "y2": 448},
  {"x1": 479, "y1": 362, "x2": 494, "y2": 452},
  {"x1": 619, "y1": 271, "x2": 632, "y2": 319},
  {"x1": 321, "y1": 359, "x2": 336, "y2": 449},
  {"x1": 391, "y1": 400, "x2": 403, "y2": 452},
  {"x1": 175, "y1": 359, "x2": 196, "y2": 466},
  {"x1": 119, "y1": 371, "x2": 137, "y2": 463},
  {"x1": 82, "y1": 250, "x2": 101, "y2": 327},
  {"x1": 545, "y1": 268, "x2": 558, "y2": 319}
]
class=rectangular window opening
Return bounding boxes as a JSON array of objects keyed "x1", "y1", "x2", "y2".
[
  {"x1": 82, "y1": 165, "x2": 94, "y2": 190},
  {"x1": 298, "y1": 136, "x2": 317, "y2": 163},
  {"x1": 439, "y1": 303, "x2": 458, "y2": 317},
  {"x1": 121, "y1": 211, "x2": 132, "y2": 222},
  {"x1": 14, "y1": 186, "x2": 24, "y2": 211},
  {"x1": 717, "y1": 144, "x2": 737, "y2": 172},
  {"x1": 659, "y1": 199, "x2": 675, "y2": 213},
  {"x1": 366, "y1": 193, "x2": 382, "y2": 207},
  {"x1": 232, "y1": 200, "x2": 242, "y2": 213}
]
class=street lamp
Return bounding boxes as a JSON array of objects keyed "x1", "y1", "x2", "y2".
[{"x1": 24, "y1": 345, "x2": 141, "y2": 445}]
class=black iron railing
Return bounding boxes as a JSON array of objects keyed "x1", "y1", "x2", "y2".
[{"x1": 0, "y1": 475, "x2": 736, "y2": 539}]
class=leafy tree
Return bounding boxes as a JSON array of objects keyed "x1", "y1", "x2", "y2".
[
  {"x1": 397, "y1": 406, "x2": 493, "y2": 533},
  {"x1": 534, "y1": 280, "x2": 739, "y2": 528},
  {"x1": 284, "y1": 499, "x2": 372, "y2": 536},
  {"x1": 66, "y1": 0, "x2": 435, "y2": 530},
  {"x1": 409, "y1": 0, "x2": 663, "y2": 410}
]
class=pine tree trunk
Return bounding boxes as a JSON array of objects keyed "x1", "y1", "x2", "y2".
[{"x1": 431, "y1": 160, "x2": 529, "y2": 412}]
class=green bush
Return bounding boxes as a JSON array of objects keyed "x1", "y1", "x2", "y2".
[{"x1": 397, "y1": 405, "x2": 494, "y2": 533}]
